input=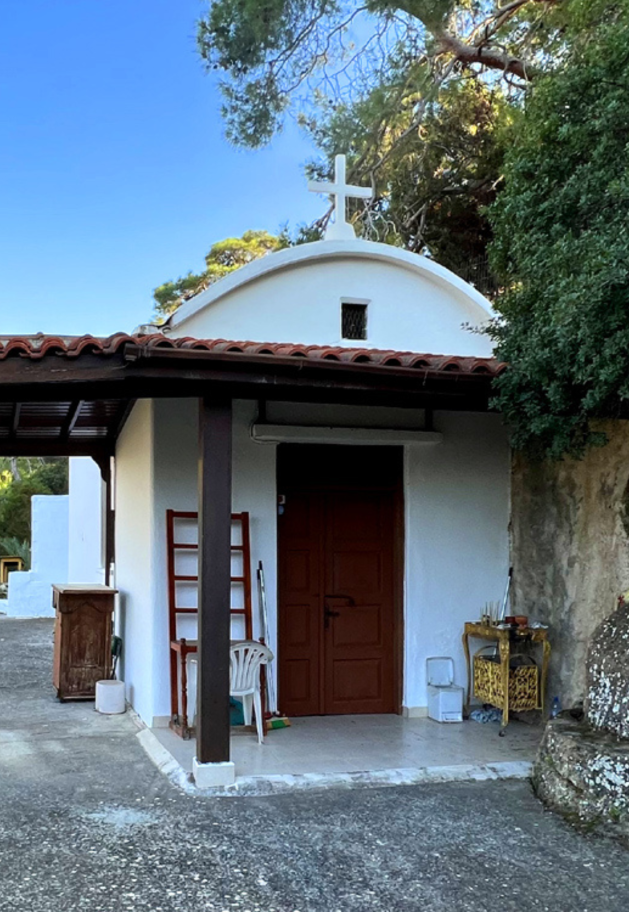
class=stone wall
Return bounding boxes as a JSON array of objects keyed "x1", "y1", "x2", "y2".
[{"x1": 511, "y1": 420, "x2": 629, "y2": 707}]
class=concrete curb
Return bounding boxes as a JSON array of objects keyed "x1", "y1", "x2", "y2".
[
  {"x1": 136, "y1": 726, "x2": 532, "y2": 798},
  {"x1": 136, "y1": 729, "x2": 196, "y2": 793}
]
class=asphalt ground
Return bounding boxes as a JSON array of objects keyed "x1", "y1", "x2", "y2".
[{"x1": 1, "y1": 616, "x2": 628, "y2": 912}]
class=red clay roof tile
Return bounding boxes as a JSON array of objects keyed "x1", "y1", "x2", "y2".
[{"x1": 0, "y1": 333, "x2": 505, "y2": 376}]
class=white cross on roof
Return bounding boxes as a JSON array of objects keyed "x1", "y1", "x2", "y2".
[{"x1": 308, "y1": 154, "x2": 373, "y2": 241}]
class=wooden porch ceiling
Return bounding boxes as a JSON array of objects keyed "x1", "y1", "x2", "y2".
[
  {"x1": 0, "y1": 399, "x2": 133, "y2": 458},
  {"x1": 0, "y1": 333, "x2": 503, "y2": 458}
]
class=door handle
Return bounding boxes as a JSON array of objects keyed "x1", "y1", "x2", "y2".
[
  {"x1": 323, "y1": 594, "x2": 354, "y2": 629},
  {"x1": 324, "y1": 594, "x2": 355, "y2": 605}
]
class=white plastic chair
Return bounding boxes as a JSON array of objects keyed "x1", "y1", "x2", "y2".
[
  {"x1": 187, "y1": 640, "x2": 273, "y2": 744},
  {"x1": 230, "y1": 640, "x2": 274, "y2": 744}
]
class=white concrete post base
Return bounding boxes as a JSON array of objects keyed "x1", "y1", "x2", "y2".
[{"x1": 192, "y1": 758, "x2": 236, "y2": 788}]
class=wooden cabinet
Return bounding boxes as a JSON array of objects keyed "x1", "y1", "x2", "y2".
[{"x1": 52, "y1": 584, "x2": 118, "y2": 701}]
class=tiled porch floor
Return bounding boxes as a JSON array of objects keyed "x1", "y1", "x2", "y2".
[{"x1": 151, "y1": 714, "x2": 543, "y2": 779}]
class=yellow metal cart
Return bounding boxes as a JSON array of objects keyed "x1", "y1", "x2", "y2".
[{"x1": 462, "y1": 621, "x2": 551, "y2": 729}]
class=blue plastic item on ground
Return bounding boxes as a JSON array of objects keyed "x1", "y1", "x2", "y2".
[{"x1": 470, "y1": 707, "x2": 503, "y2": 724}]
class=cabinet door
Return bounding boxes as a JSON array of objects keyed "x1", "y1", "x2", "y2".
[{"x1": 60, "y1": 596, "x2": 111, "y2": 697}]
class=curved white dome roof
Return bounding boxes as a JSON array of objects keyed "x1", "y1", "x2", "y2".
[
  {"x1": 168, "y1": 238, "x2": 495, "y2": 359},
  {"x1": 170, "y1": 239, "x2": 493, "y2": 328}
]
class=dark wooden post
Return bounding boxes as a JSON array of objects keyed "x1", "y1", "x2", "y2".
[{"x1": 197, "y1": 396, "x2": 233, "y2": 764}]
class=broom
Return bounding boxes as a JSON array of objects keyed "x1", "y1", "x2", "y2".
[{"x1": 257, "y1": 560, "x2": 290, "y2": 731}]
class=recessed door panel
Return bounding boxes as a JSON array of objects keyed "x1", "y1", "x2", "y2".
[
  {"x1": 332, "y1": 605, "x2": 382, "y2": 648},
  {"x1": 285, "y1": 551, "x2": 312, "y2": 593},
  {"x1": 331, "y1": 551, "x2": 383, "y2": 594},
  {"x1": 283, "y1": 602, "x2": 315, "y2": 648},
  {"x1": 332, "y1": 659, "x2": 383, "y2": 703},
  {"x1": 283, "y1": 659, "x2": 315, "y2": 705}
]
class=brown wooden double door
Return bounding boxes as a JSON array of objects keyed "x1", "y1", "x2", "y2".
[{"x1": 278, "y1": 446, "x2": 402, "y2": 716}]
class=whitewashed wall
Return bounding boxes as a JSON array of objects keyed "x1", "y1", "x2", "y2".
[
  {"x1": 403, "y1": 411, "x2": 510, "y2": 711},
  {"x1": 68, "y1": 457, "x2": 104, "y2": 584},
  {"x1": 6, "y1": 495, "x2": 69, "y2": 618},
  {"x1": 170, "y1": 240, "x2": 494, "y2": 358},
  {"x1": 115, "y1": 400, "x2": 155, "y2": 723},
  {"x1": 150, "y1": 398, "x2": 197, "y2": 724}
]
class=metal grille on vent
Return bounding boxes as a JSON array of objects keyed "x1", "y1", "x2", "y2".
[{"x1": 342, "y1": 302, "x2": 367, "y2": 340}]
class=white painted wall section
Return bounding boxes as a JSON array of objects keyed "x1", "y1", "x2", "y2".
[
  {"x1": 151, "y1": 397, "x2": 197, "y2": 725},
  {"x1": 68, "y1": 457, "x2": 104, "y2": 584},
  {"x1": 114, "y1": 400, "x2": 155, "y2": 724},
  {"x1": 403, "y1": 412, "x2": 511, "y2": 711},
  {"x1": 115, "y1": 397, "x2": 278, "y2": 726},
  {"x1": 6, "y1": 495, "x2": 69, "y2": 618}
]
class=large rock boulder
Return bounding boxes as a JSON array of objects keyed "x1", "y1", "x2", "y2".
[
  {"x1": 534, "y1": 718, "x2": 629, "y2": 838},
  {"x1": 586, "y1": 599, "x2": 629, "y2": 739},
  {"x1": 534, "y1": 599, "x2": 629, "y2": 841}
]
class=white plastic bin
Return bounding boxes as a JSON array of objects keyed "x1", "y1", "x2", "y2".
[
  {"x1": 95, "y1": 679, "x2": 126, "y2": 714},
  {"x1": 426, "y1": 657, "x2": 463, "y2": 723}
]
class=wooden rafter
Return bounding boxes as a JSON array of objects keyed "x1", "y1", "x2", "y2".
[
  {"x1": 109, "y1": 399, "x2": 135, "y2": 441},
  {"x1": 60, "y1": 400, "x2": 83, "y2": 440},
  {"x1": 6, "y1": 402, "x2": 22, "y2": 441}
]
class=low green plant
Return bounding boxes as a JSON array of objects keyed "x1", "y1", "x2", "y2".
[{"x1": 0, "y1": 536, "x2": 30, "y2": 570}]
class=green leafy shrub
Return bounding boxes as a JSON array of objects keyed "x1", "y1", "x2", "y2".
[
  {"x1": 489, "y1": 5, "x2": 629, "y2": 459},
  {"x1": 0, "y1": 458, "x2": 69, "y2": 546}
]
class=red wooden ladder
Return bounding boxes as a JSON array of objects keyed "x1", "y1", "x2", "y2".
[{"x1": 166, "y1": 509, "x2": 253, "y2": 738}]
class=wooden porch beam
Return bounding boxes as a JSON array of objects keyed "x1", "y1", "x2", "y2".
[
  {"x1": 110, "y1": 399, "x2": 135, "y2": 441},
  {"x1": 0, "y1": 347, "x2": 497, "y2": 413},
  {"x1": 196, "y1": 396, "x2": 233, "y2": 766},
  {"x1": 0, "y1": 440, "x2": 113, "y2": 459}
]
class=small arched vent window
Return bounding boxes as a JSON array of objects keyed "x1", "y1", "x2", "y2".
[{"x1": 341, "y1": 301, "x2": 368, "y2": 341}]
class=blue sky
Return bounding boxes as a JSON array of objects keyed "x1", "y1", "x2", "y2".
[{"x1": 0, "y1": 0, "x2": 322, "y2": 336}]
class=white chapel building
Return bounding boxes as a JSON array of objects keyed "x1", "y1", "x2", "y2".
[
  {"x1": 104, "y1": 157, "x2": 509, "y2": 751},
  {"x1": 0, "y1": 155, "x2": 514, "y2": 784}
]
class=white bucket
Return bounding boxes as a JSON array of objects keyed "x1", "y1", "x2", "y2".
[{"x1": 95, "y1": 679, "x2": 126, "y2": 714}]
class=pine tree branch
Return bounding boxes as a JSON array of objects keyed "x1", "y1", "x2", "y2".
[{"x1": 437, "y1": 31, "x2": 537, "y2": 81}]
